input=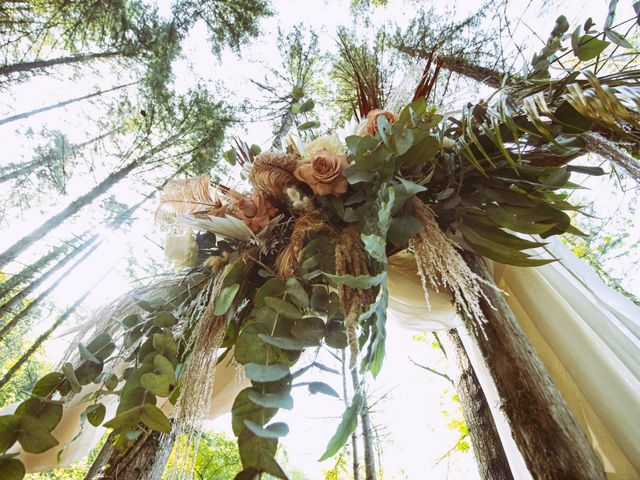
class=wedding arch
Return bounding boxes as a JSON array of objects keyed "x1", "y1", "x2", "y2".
[{"x1": 1, "y1": 9, "x2": 639, "y2": 480}]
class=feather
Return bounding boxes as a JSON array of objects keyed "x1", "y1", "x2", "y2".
[{"x1": 159, "y1": 176, "x2": 224, "y2": 216}]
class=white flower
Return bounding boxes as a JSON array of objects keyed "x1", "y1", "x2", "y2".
[
  {"x1": 303, "y1": 135, "x2": 344, "y2": 161},
  {"x1": 164, "y1": 232, "x2": 198, "y2": 268},
  {"x1": 442, "y1": 137, "x2": 456, "y2": 149}
]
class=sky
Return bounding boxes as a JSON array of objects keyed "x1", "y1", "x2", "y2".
[{"x1": 1, "y1": 0, "x2": 639, "y2": 478}]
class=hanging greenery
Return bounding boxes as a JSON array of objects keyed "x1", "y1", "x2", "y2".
[{"x1": 0, "y1": 5, "x2": 638, "y2": 480}]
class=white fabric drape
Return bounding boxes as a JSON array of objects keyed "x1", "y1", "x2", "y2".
[
  {"x1": 384, "y1": 241, "x2": 640, "y2": 479},
  {"x1": 7, "y1": 240, "x2": 640, "y2": 478}
]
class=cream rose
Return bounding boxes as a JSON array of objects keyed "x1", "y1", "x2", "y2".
[
  {"x1": 357, "y1": 109, "x2": 398, "y2": 137},
  {"x1": 294, "y1": 148, "x2": 349, "y2": 197},
  {"x1": 303, "y1": 135, "x2": 345, "y2": 160},
  {"x1": 236, "y1": 192, "x2": 277, "y2": 232},
  {"x1": 164, "y1": 233, "x2": 199, "y2": 268}
]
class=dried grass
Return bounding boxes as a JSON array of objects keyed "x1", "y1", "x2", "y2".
[{"x1": 409, "y1": 197, "x2": 487, "y2": 330}]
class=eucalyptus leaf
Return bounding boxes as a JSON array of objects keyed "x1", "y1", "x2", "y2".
[
  {"x1": 79, "y1": 344, "x2": 101, "y2": 364},
  {"x1": 298, "y1": 120, "x2": 320, "y2": 130},
  {"x1": 264, "y1": 297, "x2": 302, "y2": 320},
  {"x1": 257, "y1": 334, "x2": 319, "y2": 350},
  {"x1": 299, "y1": 98, "x2": 315, "y2": 113},
  {"x1": 237, "y1": 429, "x2": 287, "y2": 479},
  {"x1": 86, "y1": 403, "x2": 106, "y2": 427},
  {"x1": 32, "y1": 372, "x2": 64, "y2": 397},
  {"x1": 18, "y1": 416, "x2": 59, "y2": 453},
  {"x1": 307, "y1": 381, "x2": 340, "y2": 398},
  {"x1": 255, "y1": 279, "x2": 286, "y2": 307},
  {"x1": 141, "y1": 373, "x2": 172, "y2": 397},
  {"x1": 74, "y1": 360, "x2": 103, "y2": 385},
  {"x1": 244, "y1": 363, "x2": 290, "y2": 382},
  {"x1": 231, "y1": 388, "x2": 277, "y2": 437},
  {"x1": 285, "y1": 278, "x2": 310, "y2": 309},
  {"x1": 153, "y1": 355, "x2": 175, "y2": 379},
  {"x1": 0, "y1": 457, "x2": 25, "y2": 480},
  {"x1": 214, "y1": 284, "x2": 240, "y2": 315},
  {"x1": 291, "y1": 317, "x2": 325, "y2": 341},
  {"x1": 140, "y1": 404, "x2": 172, "y2": 432},
  {"x1": 387, "y1": 215, "x2": 422, "y2": 246},
  {"x1": 85, "y1": 333, "x2": 115, "y2": 361},
  {"x1": 154, "y1": 311, "x2": 177, "y2": 328},
  {"x1": 247, "y1": 389, "x2": 294, "y2": 410},
  {"x1": 574, "y1": 35, "x2": 610, "y2": 60},
  {"x1": 360, "y1": 233, "x2": 386, "y2": 263},
  {"x1": 0, "y1": 416, "x2": 21, "y2": 452},
  {"x1": 152, "y1": 334, "x2": 178, "y2": 358},
  {"x1": 319, "y1": 393, "x2": 364, "y2": 461},
  {"x1": 14, "y1": 398, "x2": 62, "y2": 431},
  {"x1": 244, "y1": 420, "x2": 289, "y2": 439}
]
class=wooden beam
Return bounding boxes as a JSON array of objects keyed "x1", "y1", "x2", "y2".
[{"x1": 462, "y1": 252, "x2": 605, "y2": 480}]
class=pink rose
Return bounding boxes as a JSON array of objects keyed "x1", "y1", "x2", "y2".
[{"x1": 294, "y1": 148, "x2": 349, "y2": 197}]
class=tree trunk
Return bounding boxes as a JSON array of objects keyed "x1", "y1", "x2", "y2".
[
  {"x1": 0, "y1": 235, "x2": 97, "y2": 318},
  {"x1": 444, "y1": 329, "x2": 514, "y2": 480},
  {"x1": 0, "y1": 241, "x2": 98, "y2": 341},
  {"x1": 0, "y1": 82, "x2": 138, "y2": 126},
  {"x1": 461, "y1": 251, "x2": 605, "y2": 480},
  {"x1": 0, "y1": 131, "x2": 186, "y2": 270},
  {"x1": 396, "y1": 46, "x2": 503, "y2": 89},
  {"x1": 0, "y1": 159, "x2": 44, "y2": 184},
  {"x1": 84, "y1": 430, "x2": 176, "y2": 480},
  {"x1": 0, "y1": 127, "x2": 123, "y2": 185},
  {"x1": 341, "y1": 350, "x2": 360, "y2": 480},
  {"x1": 271, "y1": 108, "x2": 294, "y2": 150},
  {"x1": 0, "y1": 241, "x2": 70, "y2": 296},
  {"x1": 350, "y1": 368, "x2": 375, "y2": 480},
  {"x1": 0, "y1": 159, "x2": 139, "y2": 270},
  {"x1": 0, "y1": 265, "x2": 106, "y2": 390},
  {"x1": 0, "y1": 50, "x2": 127, "y2": 77}
]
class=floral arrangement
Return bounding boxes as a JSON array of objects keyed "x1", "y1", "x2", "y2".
[{"x1": 3, "y1": 10, "x2": 639, "y2": 478}]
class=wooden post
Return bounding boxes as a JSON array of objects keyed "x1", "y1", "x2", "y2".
[
  {"x1": 462, "y1": 252, "x2": 605, "y2": 480},
  {"x1": 444, "y1": 329, "x2": 514, "y2": 480},
  {"x1": 84, "y1": 430, "x2": 176, "y2": 480}
]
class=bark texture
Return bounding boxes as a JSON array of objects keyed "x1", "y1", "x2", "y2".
[
  {"x1": 445, "y1": 329, "x2": 514, "y2": 480},
  {"x1": 84, "y1": 430, "x2": 176, "y2": 480},
  {"x1": 462, "y1": 251, "x2": 605, "y2": 480}
]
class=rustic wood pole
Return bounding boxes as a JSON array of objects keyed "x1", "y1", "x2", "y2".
[
  {"x1": 444, "y1": 329, "x2": 514, "y2": 480},
  {"x1": 462, "y1": 252, "x2": 605, "y2": 480},
  {"x1": 84, "y1": 430, "x2": 176, "y2": 480}
]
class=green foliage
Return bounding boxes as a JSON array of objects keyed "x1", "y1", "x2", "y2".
[{"x1": 319, "y1": 393, "x2": 364, "y2": 461}]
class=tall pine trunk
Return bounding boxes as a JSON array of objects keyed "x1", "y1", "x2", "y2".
[
  {"x1": 0, "y1": 132, "x2": 186, "y2": 270},
  {"x1": 0, "y1": 159, "x2": 139, "y2": 270},
  {"x1": 0, "y1": 234, "x2": 97, "y2": 318},
  {"x1": 444, "y1": 329, "x2": 514, "y2": 480},
  {"x1": 0, "y1": 127, "x2": 123, "y2": 185},
  {"x1": 0, "y1": 50, "x2": 129, "y2": 76},
  {"x1": 0, "y1": 259, "x2": 110, "y2": 390},
  {"x1": 462, "y1": 252, "x2": 605, "y2": 479},
  {"x1": 0, "y1": 82, "x2": 138, "y2": 125},
  {"x1": 396, "y1": 46, "x2": 503, "y2": 89},
  {"x1": 0, "y1": 240, "x2": 98, "y2": 341}
]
